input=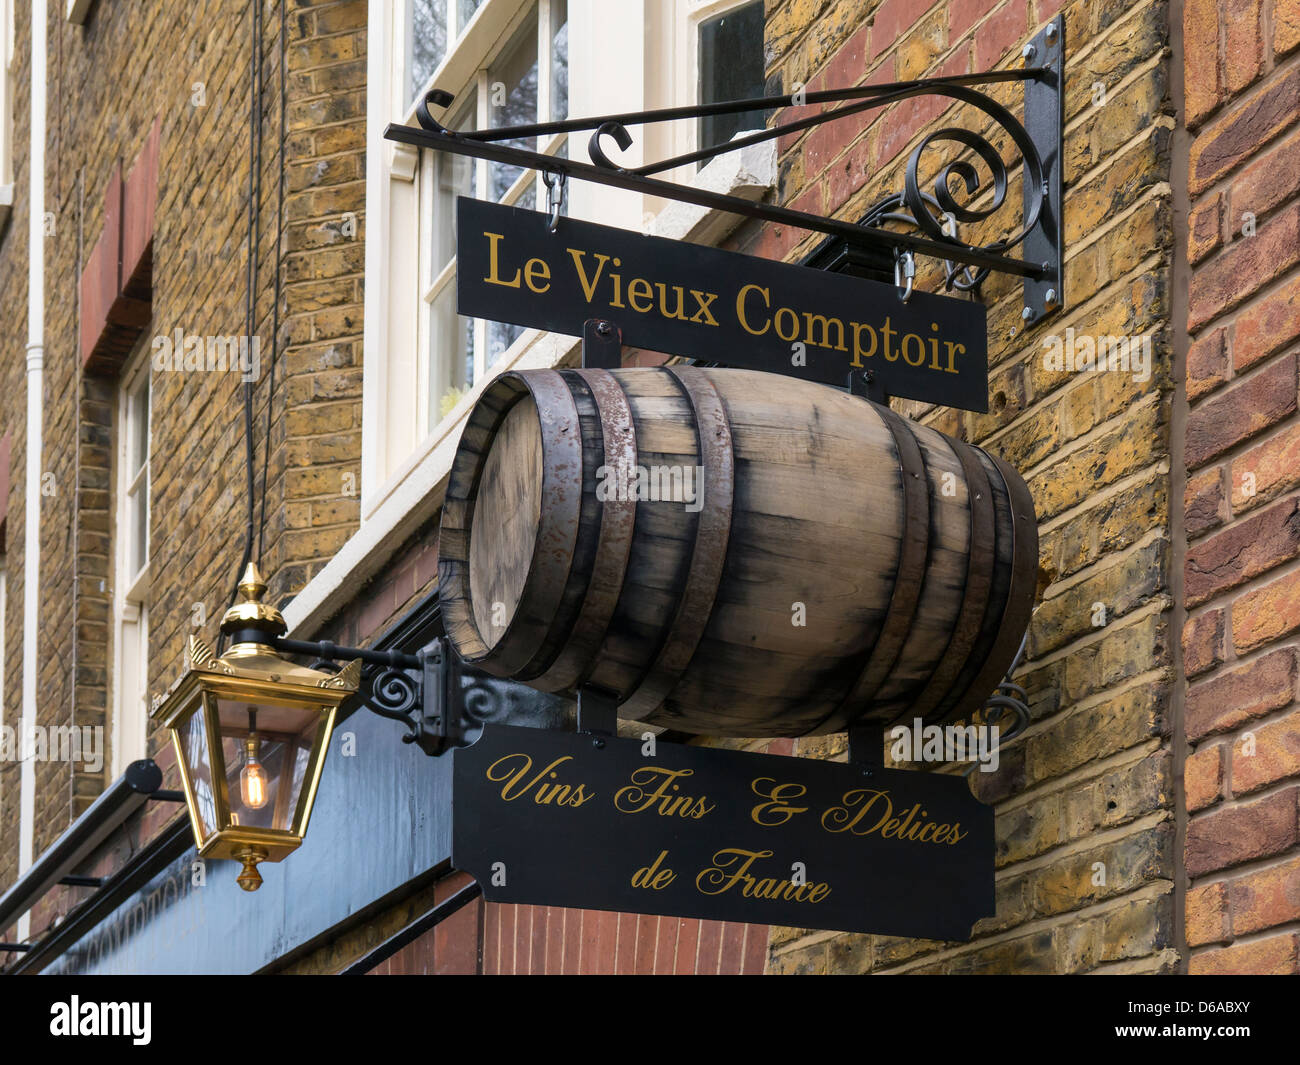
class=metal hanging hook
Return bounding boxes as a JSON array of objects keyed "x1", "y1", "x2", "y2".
[
  {"x1": 894, "y1": 249, "x2": 915, "y2": 303},
  {"x1": 543, "y1": 169, "x2": 567, "y2": 232}
]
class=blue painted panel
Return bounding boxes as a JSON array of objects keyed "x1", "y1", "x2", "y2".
[{"x1": 45, "y1": 706, "x2": 453, "y2": 975}]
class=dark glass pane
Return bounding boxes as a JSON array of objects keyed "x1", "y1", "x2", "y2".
[
  {"x1": 459, "y1": 0, "x2": 483, "y2": 30},
  {"x1": 551, "y1": 0, "x2": 569, "y2": 121},
  {"x1": 488, "y1": 13, "x2": 540, "y2": 200},
  {"x1": 408, "y1": 0, "x2": 448, "y2": 108},
  {"x1": 698, "y1": 1, "x2": 768, "y2": 161}
]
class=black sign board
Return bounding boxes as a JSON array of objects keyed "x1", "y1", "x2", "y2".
[
  {"x1": 453, "y1": 725, "x2": 994, "y2": 939},
  {"x1": 456, "y1": 198, "x2": 990, "y2": 412}
]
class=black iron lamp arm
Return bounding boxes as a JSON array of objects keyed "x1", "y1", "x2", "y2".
[{"x1": 232, "y1": 634, "x2": 449, "y2": 756}]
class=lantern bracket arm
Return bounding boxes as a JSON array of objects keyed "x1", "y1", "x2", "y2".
[
  {"x1": 388, "y1": 14, "x2": 1064, "y2": 315},
  {"x1": 263, "y1": 635, "x2": 453, "y2": 756}
]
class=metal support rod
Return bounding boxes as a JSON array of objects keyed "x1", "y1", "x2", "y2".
[
  {"x1": 387, "y1": 123, "x2": 1048, "y2": 280},
  {"x1": 340, "y1": 881, "x2": 484, "y2": 975},
  {"x1": 582, "y1": 318, "x2": 622, "y2": 369},
  {"x1": 577, "y1": 688, "x2": 619, "y2": 740},
  {"x1": 848, "y1": 368, "x2": 888, "y2": 405},
  {"x1": 58, "y1": 875, "x2": 104, "y2": 888},
  {"x1": 447, "y1": 70, "x2": 1047, "y2": 144},
  {"x1": 0, "y1": 759, "x2": 164, "y2": 936},
  {"x1": 0, "y1": 944, "x2": 31, "y2": 953},
  {"x1": 262, "y1": 635, "x2": 421, "y2": 670},
  {"x1": 148, "y1": 790, "x2": 188, "y2": 803},
  {"x1": 848, "y1": 723, "x2": 885, "y2": 769}
]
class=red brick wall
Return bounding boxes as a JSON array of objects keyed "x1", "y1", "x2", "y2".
[
  {"x1": 480, "y1": 907, "x2": 767, "y2": 974},
  {"x1": 1180, "y1": 0, "x2": 1300, "y2": 975}
]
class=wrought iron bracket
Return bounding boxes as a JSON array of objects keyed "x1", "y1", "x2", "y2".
[
  {"x1": 269, "y1": 635, "x2": 453, "y2": 755},
  {"x1": 384, "y1": 14, "x2": 1065, "y2": 313},
  {"x1": 267, "y1": 634, "x2": 572, "y2": 756}
]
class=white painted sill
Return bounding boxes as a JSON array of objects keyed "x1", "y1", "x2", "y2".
[{"x1": 283, "y1": 136, "x2": 777, "y2": 637}]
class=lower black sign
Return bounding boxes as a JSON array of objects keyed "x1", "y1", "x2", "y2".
[
  {"x1": 456, "y1": 197, "x2": 990, "y2": 411},
  {"x1": 453, "y1": 725, "x2": 994, "y2": 939}
]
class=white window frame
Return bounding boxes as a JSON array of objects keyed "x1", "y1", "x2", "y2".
[
  {"x1": 110, "y1": 342, "x2": 151, "y2": 777},
  {"x1": 295, "y1": 1, "x2": 774, "y2": 636},
  {"x1": 365, "y1": 0, "x2": 654, "y2": 520}
]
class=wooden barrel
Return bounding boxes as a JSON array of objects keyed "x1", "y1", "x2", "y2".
[{"x1": 438, "y1": 367, "x2": 1037, "y2": 737}]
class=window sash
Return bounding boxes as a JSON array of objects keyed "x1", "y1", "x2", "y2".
[{"x1": 412, "y1": 0, "x2": 569, "y2": 435}]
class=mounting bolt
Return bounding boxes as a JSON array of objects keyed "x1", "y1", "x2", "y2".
[
  {"x1": 1045, "y1": 288, "x2": 1058, "y2": 307},
  {"x1": 595, "y1": 320, "x2": 612, "y2": 338},
  {"x1": 1022, "y1": 43, "x2": 1036, "y2": 61},
  {"x1": 1046, "y1": 23, "x2": 1059, "y2": 44},
  {"x1": 1022, "y1": 306, "x2": 1034, "y2": 322},
  {"x1": 593, "y1": 737, "x2": 606, "y2": 749}
]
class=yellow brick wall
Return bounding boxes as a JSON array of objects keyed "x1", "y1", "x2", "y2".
[
  {"x1": 754, "y1": 0, "x2": 1178, "y2": 973},
  {"x1": 0, "y1": 0, "x2": 367, "y2": 910}
]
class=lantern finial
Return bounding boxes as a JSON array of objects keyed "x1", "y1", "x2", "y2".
[
  {"x1": 220, "y1": 561, "x2": 287, "y2": 640},
  {"x1": 235, "y1": 845, "x2": 269, "y2": 892}
]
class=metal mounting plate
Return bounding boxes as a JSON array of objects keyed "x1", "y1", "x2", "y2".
[{"x1": 1020, "y1": 15, "x2": 1065, "y2": 324}]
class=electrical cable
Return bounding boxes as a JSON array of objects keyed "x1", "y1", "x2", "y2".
[
  {"x1": 222, "y1": 0, "x2": 266, "y2": 650},
  {"x1": 257, "y1": 0, "x2": 286, "y2": 565}
]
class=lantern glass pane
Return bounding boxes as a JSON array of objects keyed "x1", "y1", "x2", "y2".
[
  {"x1": 182, "y1": 707, "x2": 219, "y2": 839},
  {"x1": 215, "y1": 698, "x2": 324, "y2": 833}
]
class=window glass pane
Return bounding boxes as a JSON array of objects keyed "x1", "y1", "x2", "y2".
[
  {"x1": 432, "y1": 92, "x2": 477, "y2": 276},
  {"x1": 216, "y1": 699, "x2": 323, "y2": 833},
  {"x1": 130, "y1": 485, "x2": 148, "y2": 577},
  {"x1": 129, "y1": 381, "x2": 149, "y2": 478},
  {"x1": 487, "y1": 12, "x2": 539, "y2": 202},
  {"x1": 458, "y1": 0, "x2": 482, "y2": 31},
  {"x1": 429, "y1": 282, "x2": 475, "y2": 422},
  {"x1": 408, "y1": 0, "x2": 448, "y2": 107},
  {"x1": 184, "y1": 708, "x2": 218, "y2": 839},
  {"x1": 487, "y1": 319, "x2": 525, "y2": 365},
  {"x1": 551, "y1": 0, "x2": 568, "y2": 121},
  {"x1": 698, "y1": 1, "x2": 768, "y2": 158}
]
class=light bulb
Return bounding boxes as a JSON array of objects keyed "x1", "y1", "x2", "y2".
[{"x1": 240, "y1": 736, "x2": 269, "y2": 809}]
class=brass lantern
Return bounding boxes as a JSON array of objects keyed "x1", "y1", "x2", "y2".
[{"x1": 152, "y1": 564, "x2": 361, "y2": 891}]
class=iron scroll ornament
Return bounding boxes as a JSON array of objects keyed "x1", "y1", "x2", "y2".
[
  {"x1": 572, "y1": 84, "x2": 1046, "y2": 258},
  {"x1": 401, "y1": 43, "x2": 1062, "y2": 295}
]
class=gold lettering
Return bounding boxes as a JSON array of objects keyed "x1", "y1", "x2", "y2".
[
  {"x1": 631, "y1": 850, "x2": 677, "y2": 890},
  {"x1": 695, "y1": 848, "x2": 830, "y2": 903},
  {"x1": 523, "y1": 256, "x2": 551, "y2": 294},
  {"x1": 850, "y1": 322, "x2": 877, "y2": 367},
  {"x1": 695, "y1": 848, "x2": 772, "y2": 896},
  {"x1": 482, "y1": 232, "x2": 521, "y2": 288},
  {"x1": 774, "y1": 306, "x2": 800, "y2": 342},
  {"x1": 566, "y1": 248, "x2": 611, "y2": 303},
  {"x1": 690, "y1": 289, "x2": 720, "y2": 326},
  {"x1": 901, "y1": 333, "x2": 926, "y2": 367},
  {"x1": 627, "y1": 277, "x2": 654, "y2": 314},
  {"x1": 802, "y1": 312, "x2": 848, "y2": 352},
  {"x1": 750, "y1": 777, "x2": 810, "y2": 827},
  {"x1": 736, "y1": 284, "x2": 771, "y2": 336},
  {"x1": 944, "y1": 341, "x2": 965, "y2": 374},
  {"x1": 484, "y1": 753, "x2": 594, "y2": 806},
  {"x1": 614, "y1": 766, "x2": 715, "y2": 818},
  {"x1": 822, "y1": 787, "x2": 893, "y2": 835},
  {"x1": 656, "y1": 282, "x2": 687, "y2": 321}
]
